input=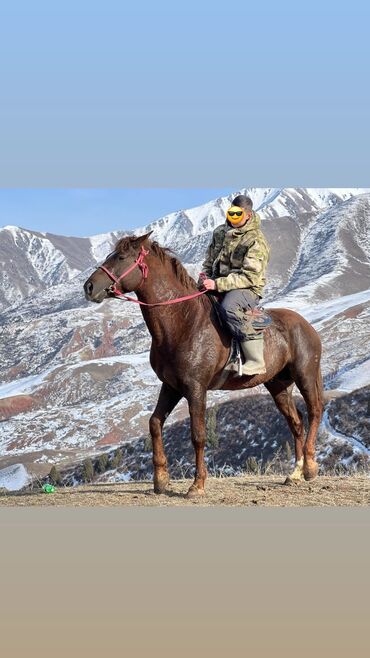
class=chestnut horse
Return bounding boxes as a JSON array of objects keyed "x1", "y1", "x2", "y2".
[{"x1": 84, "y1": 233, "x2": 324, "y2": 498}]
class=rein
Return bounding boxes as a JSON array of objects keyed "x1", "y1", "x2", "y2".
[{"x1": 99, "y1": 245, "x2": 208, "y2": 307}]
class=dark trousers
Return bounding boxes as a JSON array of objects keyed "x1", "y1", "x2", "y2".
[{"x1": 219, "y1": 289, "x2": 260, "y2": 340}]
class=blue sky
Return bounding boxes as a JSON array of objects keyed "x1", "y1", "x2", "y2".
[
  {"x1": 1, "y1": 2, "x2": 369, "y2": 186},
  {"x1": 0, "y1": 189, "x2": 235, "y2": 236}
]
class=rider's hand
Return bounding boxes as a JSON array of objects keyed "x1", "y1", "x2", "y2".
[
  {"x1": 202, "y1": 278, "x2": 216, "y2": 291},
  {"x1": 197, "y1": 272, "x2": 207, "y2": 289}
]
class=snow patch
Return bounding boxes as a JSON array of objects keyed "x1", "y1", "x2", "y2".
[
  {"x1": 0, "y1": 463, "x2": 30, "y2": 491},
  {"x1": 335, "y1": 359, "x2": 370, "y2": 392},
  {"x1": 266, "y1": 288, "x2": 370, "y2": 326},
  {"x1": 89, "y1": 232, "x2": 118, "y2": 262},
  {"x1": 0, "y1": 371, "x2": 52, "y2": 400}
]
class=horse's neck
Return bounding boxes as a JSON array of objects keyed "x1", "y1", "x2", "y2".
[{"x1": 136, "y1": 263, "x2": 203, "y2": 346}]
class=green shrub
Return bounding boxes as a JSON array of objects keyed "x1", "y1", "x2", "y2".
[
  {"x1": 245, "y1": 456, "x2": 259, "y2": 474},
  {"x1": 206, "y1": 407, "x2": 219, "y2": 449},
  {"x1": 144, "y1": 434, "x2": 152, "y2": 452},
  {"x1": 110, "y1": 448, "x2": 123, "y2": 470},
  {"x1": 96, "y1": 453, "x2": 109, "y2": 473},
  {"x1": 285, "y1": 441, "x2": 292, "y2": 462},
  {"x1": 82, "y1": 458, "x2": 94, "y2": 482},
  {"x1": 49, "y1": 465, "x2": 62, "y2": 486}
]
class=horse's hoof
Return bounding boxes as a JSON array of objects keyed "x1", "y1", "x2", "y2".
[
  {"x1": 186, "y1": 485, "x2": 205, "y2": 499},
  {"x1": 303, "y1": 461, "x2": 319, "y2": 481},
  {"x1": 153, "y1": 474, "x2": 170, "y2": 494}
]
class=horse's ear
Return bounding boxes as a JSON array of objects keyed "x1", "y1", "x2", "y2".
[{"x1": 131, "y1": 231, "x2": 153, "y2": 248}]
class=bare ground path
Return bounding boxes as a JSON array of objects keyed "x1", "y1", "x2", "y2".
[{"x1": 1, "y1": 475, "x2": 369, "y2": 506}]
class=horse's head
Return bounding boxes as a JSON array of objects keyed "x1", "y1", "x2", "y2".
[{"x1": 84, "y1": 232, "x2": 153, "y2": 303}]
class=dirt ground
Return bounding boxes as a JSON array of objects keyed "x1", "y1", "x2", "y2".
[{"x1": 1, "y1": 474, "x2": 369, "y2": 506}]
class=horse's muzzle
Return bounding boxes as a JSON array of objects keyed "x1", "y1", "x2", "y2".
[{"x1": 84, "y1": 279, "x2": 106, "y2": 303}]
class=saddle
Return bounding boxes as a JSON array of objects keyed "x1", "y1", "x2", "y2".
[
  {"x1": 209, "y1": 294, "x2": 272, "y2": 337},
  {"x1": 208, "y1": 295, "x2": 272, "y2": 386}
]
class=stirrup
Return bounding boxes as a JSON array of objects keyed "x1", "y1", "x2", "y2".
[{"x1": 237, "y1": 352, "x2": 243, "y2": 376}]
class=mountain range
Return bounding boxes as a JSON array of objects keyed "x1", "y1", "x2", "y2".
[{"x1": 0, "y1": 187, "x2": 369, "y2": 487}]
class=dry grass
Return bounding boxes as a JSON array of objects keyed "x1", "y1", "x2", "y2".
[{"x1": 1, "y1": 474, "x2": 369, "y2": 507}]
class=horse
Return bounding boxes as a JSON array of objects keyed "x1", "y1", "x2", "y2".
[{"x1": 84, "y1": 232, "x2": 324, "y2": 498}]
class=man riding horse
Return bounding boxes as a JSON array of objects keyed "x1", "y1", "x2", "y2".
[
  {"x1": 84, "y1": 197, "x2": 323, "y2": 495},
  {"x1": 199, "y1": 194, "x2": 270, "y2": 375}
]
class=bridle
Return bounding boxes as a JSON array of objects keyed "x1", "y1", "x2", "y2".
[
  {"x1": 99, "y1": 245, "x2": 150, "y2": 297},
  {"x1": 98, "y1": 245, "x2": 207, "y2": 307}
]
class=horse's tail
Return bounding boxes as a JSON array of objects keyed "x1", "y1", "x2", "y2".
[{"x1": 316, "y1": 364, "x2": 325, "y2": 409}]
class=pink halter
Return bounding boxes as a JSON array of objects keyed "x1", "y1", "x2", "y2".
[
  {"x1": 99, "y1": 245, "x2": 149, "y2": 295},
  {"x1": 99, "y1": 245, "x2": 207, "y2": 307}
]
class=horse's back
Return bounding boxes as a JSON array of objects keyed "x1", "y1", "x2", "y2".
[
  {"x1": 267, "y1": 307, "x2": 320, "y2": 338},
  {"x1": 266, "y1": 307, "x2": 322, "y2": 372}
]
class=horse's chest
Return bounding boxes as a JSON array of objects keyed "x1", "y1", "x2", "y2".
[
  {"x1": 150, "y1": 349, "x2": 195, "y2": 390},
  {"x1": 150, "y1": 351, "x2": 177, "y2": 384}
]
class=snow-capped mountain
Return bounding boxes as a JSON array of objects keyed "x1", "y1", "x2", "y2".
[
  {"x1": 0, "y1": 188, "x2": 369, "y2": 485},
  {"x1": 0, "y1": 188, "x2": 367, "y2": 312},
  {"x1": 0, "y1": 225, "x2": 129, "y2": 310}
]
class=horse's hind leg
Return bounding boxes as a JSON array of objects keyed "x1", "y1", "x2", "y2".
[
  {"x1": 185, "y1": 383, "x2": 208, "y2": 498},
  {"x1": 295, "y1": 369, "x2": 324, "y2": 481},
  {"x1": 264, "y1": 378, "x2": 306, "y2": 483},
  {"x1": 149, "y1": 382, "x2": 182, "y2": 494}
]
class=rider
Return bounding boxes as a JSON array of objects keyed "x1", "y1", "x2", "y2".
[{"x1": 199, "y1": 194, "x2": 270, "y2": 375}]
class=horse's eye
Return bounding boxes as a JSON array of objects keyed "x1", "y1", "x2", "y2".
[{"x1": 118, "y1": 256, "x2": 125, "y2": 261}]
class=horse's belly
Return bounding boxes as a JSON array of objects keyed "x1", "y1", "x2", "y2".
[{"x1": 217, "y1": 372, "x2": 269, "y2": 390}]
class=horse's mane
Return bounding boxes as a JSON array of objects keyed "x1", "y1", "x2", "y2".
[
  {"x1": 150, "y1": 241, "x2": 199, "y2": 290},
  {"x1": 115, "y1": 237, "x2": 198, "y2": 292}
]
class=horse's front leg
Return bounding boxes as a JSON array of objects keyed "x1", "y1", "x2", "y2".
[
  {"x1": 186, "y1": 385, "x2": 208, "y2": 498},
  {"x1": 149, "y1": 382, "x2": 182, "y2": 494}
]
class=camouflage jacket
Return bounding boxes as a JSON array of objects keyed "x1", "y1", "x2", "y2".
[{"x1": 201, "y1": 212, "x2": 270, "y2": 296}]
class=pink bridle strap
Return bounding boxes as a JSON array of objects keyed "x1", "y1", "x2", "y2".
[
  {"x1": 109, "y1": 289, "x2": 208, "y2": 306},
  {"x1": 99, "y1": 245, "x2": 149, "y2": 291},
  {"x1": 99, "y1": 244, "x2": 208, "y2": 307}
]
